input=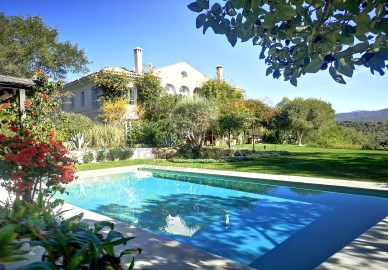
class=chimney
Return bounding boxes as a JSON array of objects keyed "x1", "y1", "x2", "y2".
[
  {"x1": 134, "y1": 47, "x2": 143, "y2": 74},
  {"x1": 216, "y1": 65, "x2": 223, "y2": 81}
]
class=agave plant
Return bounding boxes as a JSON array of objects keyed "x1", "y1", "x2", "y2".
[
  {"x1": 18, "y1": 213, "x2": 141, "y2": 270},
  {"x1": 70, "y1": 132, "x2": 89, "y2": 151}
]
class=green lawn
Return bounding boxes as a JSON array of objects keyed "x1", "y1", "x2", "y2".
[{"x1": 76, "y1": 144, "x2": 388, "y2": 183}]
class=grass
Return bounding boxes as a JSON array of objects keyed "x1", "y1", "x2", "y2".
[{"x1": 76, "y1": 144, "x2": 388, "y2": 183}]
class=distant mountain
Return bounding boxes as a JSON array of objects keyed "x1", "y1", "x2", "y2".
[{"x1": 336, "y1": 108, "x2": 388, "y2": 122}]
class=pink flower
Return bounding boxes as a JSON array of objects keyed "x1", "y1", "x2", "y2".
[{"x1": 24, "y1": 99, "x2": 32, "y2": 106}]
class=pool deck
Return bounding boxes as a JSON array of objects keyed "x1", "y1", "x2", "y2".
[{"x1": 4, "y1": 165, "x2": 387, "y2": 270}]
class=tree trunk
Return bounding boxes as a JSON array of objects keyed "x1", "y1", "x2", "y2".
[
  {"x1": 296, "y1": 130, "x2": 303, "y2": 146},
  {"x1": 228, "y1": 130, "x2": 231, "y2": 150}
]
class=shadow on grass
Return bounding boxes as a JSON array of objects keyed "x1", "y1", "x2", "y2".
[{"x1": 205, "y1": 152, "x2": 388, "y2": 182}]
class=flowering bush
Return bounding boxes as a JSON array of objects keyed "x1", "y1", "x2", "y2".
[
  {"x1": 0, "y1": 129, "x2": 74, "y2": 202},
  {"x1": 0, "y1": 70, "x2": 75, "y2": 203}
]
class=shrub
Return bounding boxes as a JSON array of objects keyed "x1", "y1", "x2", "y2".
[
  {"x1": 225, "y1": 151, "x2": 290, "y2": 162},
  {"x1": 234, "y1": 149, "x2": 253, "y2": 157},
  {"x1": 199, "y1": 148, "x2": 235, "y2": 159},
  {"x1": 53, "y1": 112, "x2": 96, "y2": 141},
  {"x1": 84, "y1": 124, "x2": 125, "y2": 149},
  {"x1": 107, "y1": 148, "x2": 121, "y2": 161},
  {"x1": 82, "y1": 151, "x2": 94, "y2": 163},
  {"x1": 127, "y1": 121, "x2": 166, "y2": 147},
  {"x1": 17, "y1": 214, "x2": 141, "y2": 270},
  {"x1": 152, "y1": 147, "x2": 179, "y2": 159},
  {"x1": 118, "y1": 148, "x2": 134, "y2": 160},
  {"x1": 96, "y1": 150, "x2": 107, "y2": 162},
  {"x1": 169, "y1": 158, "x2": 219, "y2": 163}
]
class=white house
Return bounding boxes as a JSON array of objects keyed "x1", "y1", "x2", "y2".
[{"x1": 61, "y1": 47, "x2": 224, "y2": 121}]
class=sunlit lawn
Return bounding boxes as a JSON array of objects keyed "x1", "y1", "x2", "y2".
[{"x1": 76, "y1": 144, "x2": 388, "y2": 183}]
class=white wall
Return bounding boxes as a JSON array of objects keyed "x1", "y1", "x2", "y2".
[{"x1": 155, "y1": 62, "x2": 208, "y2": 96}]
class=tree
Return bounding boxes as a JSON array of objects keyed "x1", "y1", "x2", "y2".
[
  {"x1": 0, "y1": 71, "x2": 75, "y2": 203},
  {"x1": 218, "y1": 112, "x2": 245, "y2": 149},
  {"x1": 197, "y1": 79, "x2": 244, "y2": 110},
  {"x1": 235, "y1": 99, "x2": 275, "y2": 149},
  {"x1": 277, "y1": 97, "x2": 335, "y2": 145},
  {"x1": 188, "y1": 0, "x2": 387, "y2": 85},
  {"x1": 134, "y1": 71, "x2": 166, "y2": 121},
  {"x1": 0, "y1": 13, "x2": 89, "y2": 80},
  {"x1": 91, "y1": 69, "x2": 134, "y2": 101},
  {"x1": 173, "y1": 96, "x2": 218, "y2": 152},
  {"x1": 99, "y1": 97, "x2": 128, "y2": 125}
]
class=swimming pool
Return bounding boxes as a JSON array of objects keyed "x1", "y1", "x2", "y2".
[{"x1": 58, "y1": 170, "x2": 388, "y2": 270}]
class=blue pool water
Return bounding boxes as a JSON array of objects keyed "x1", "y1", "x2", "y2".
[{"x1": 57, "y1": 170, "x2": 388, "y2": 270}]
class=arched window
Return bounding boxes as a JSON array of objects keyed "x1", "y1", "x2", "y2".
[
  {"x1": 164, "y1": 84, "x2": 176, "y2": 94},
  {"x1": 179, "y1": 86, "x2": 190, "y2": 95}
]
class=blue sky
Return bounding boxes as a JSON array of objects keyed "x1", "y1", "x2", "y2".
[{"x1": 2, "y1": 0, "x2": 387, "y2": 113}]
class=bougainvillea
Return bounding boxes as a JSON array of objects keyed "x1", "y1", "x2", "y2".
[{"x1": 0, "y1": 70, "x2": 75, "y2": 203}]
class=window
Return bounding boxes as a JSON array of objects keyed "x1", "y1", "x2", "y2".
[
  {"x1": 164, "y1": 84, "x2": 176, "y2": 94},
  {"x1": 60, "y1": 97, "x2": 65, "y2": 110},
  {"x1": 80, "y1": 91, "x2": 85, "y2": 106},
  {"x1": 91, "y1": 88, "x2": 99, "y2": 108},
  {"x1": 179, "y1": 86, "x2": 190, "y2": 95},
  {"x1": 181, "y1": 71, "x2": 188, "y2": 78},
  {"x1": 70, "y1": 96, "x2": 75, "y2": 109}
]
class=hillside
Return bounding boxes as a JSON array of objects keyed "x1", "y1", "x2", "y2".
[{"x1": 336, "y1": 108, "x2": 388, "y2": 122}]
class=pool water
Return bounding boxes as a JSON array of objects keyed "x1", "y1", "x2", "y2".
[{"x1": 58, "y1": 170, "x2": 388, "y2": 270}]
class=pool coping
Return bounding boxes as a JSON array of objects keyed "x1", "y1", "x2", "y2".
[{"x1": 73, "y1": 165, "x2": 388, "y2": 270}]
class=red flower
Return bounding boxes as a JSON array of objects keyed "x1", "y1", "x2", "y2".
[
  {"x1": 48, "y1": 130, "x2": 56, "y2": 137},
  {"x1": 24, "y1": 99, "x2": 32, "y2": 106},
  {"x1": 0, "y1": 134, "x2": 7, "y2": 142},
  {"x1": 10, "y1": 125, "x2": 19, "y2": 132},
  {"x1": 43, "y1": 93, "x2": 49, "y2": 99},
  {"x1": 24, "y1": 138, "x2": 36, "y2": 144},
  {"x1": 23, "y1": 129, "x2": 31, "y2": 136},
  {"x1": 31, "y1": 111, "x2": 37, "y2": 116}
]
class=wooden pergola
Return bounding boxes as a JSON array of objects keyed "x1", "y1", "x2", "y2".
[{"x1": 0, "y1": 74, "x2": 35, "y2": 119}]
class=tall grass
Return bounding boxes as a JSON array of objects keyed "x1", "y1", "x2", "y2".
[{"x1": 84, "y1": 124, "x2": 125, "y2": 149}]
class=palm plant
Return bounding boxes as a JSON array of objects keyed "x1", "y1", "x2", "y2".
[{"x1": 18, "y1": 214, "x2": 141, "y2": 270}]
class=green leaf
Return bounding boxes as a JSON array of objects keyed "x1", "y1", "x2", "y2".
[
  {"x1": 211, "y1": 3, "x2": 221, "y2": 11},
  {"x1": 273, "y1": 70, "x2": 281, "y2": 79},
  {"x1": 304, "y1": 58, "x2": 323, "y2": 73},
  {"x1": 329, "y1": 67, "x2": 346, "y2": 84},
  {"x1": 251, "y1": 0, "x2": 260, "y2": 10},
  {"x1": 290, "y1": 77, "x2": 297, "y2": 87},
  {"x1": 94, "y1": 221, "x2": 114, "y2": 232},
  {"x1": 228, "y1": 9, "x2": 237, "y2": 16},
  {"x1": 119, "y1": 248, "x2": 142, "y2": 258},
  {"x1": 226, "y1": 32, "x2": 238, "y2": 47},
  {"x1": 262, "y1": 13, "x2": 275, "y2": 29},
  {"x1": 337, "y1": 58, "x2": 354, "y2": 77},
  {"x1": 128, "y1": 257, "x2": 135, "y2": 270},
  {"x1": 278, "y1": 4, "x2": 296, "y2": 21},
  {"x1": 18, "y1": 262, "x2": 57, "y2": 270},
  {"x1": 351, "y1": 42, "x2": 369, "y2": 53},
  {"x1": 103, "y1": 230, "x2": 124, "y2": 243},
  {"x1": 266, "y1": 67, "x2": 272, "y2": 76},
  {"x1": 196, "y1": 0, "x2": 209, "y2": 9},
  {"x1": 374, "y1": 18, "x2": 388, "y2": 33},
  {"x1": 101, "y1": 237, "x2": 135, "y2": 249},
  {"x1": 376, "y1": 48, "x2": 388, "y2": 60},
  {"x1": 187, "y1": 2, "x2": 203, "y2": 12},
  {"x1": 354, "y1": 12, "x2": 371, "y2": 34},
  {"x1": 259, "y1": 46, "x2": 266, "y2": 59},
  {"x1": 196, "y1": 14, "x2": 207, "y2": 28}
]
